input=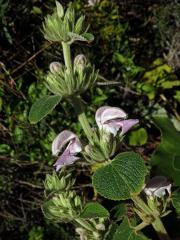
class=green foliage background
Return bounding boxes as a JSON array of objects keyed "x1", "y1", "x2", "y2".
[{"x1": 0, "y1": 0, "x2": 180, "y2": 239}]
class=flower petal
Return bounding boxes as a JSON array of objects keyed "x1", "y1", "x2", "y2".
[
  {"x1": 120, "y1": 119, "x2": 139, "y2": 135},
  {"x1": 68, "y1": 138, "x2": 82, "y2": 154},
  {"x1": 95, "y1": 106, "x2": 127, "y2": 129},
  {"x1": 53, "y1": 149, "x2": 80, "y2": 171},
  {"x1": 52, "y1": 130, "x2": 79, "y2": 156},
  {"x1": 144, "y1": 176, "x2": 171, "y2": 198},
  {"x1": 102, "y1": 119, "x2": 139, "y2": 136},
  {"x1": 154, "y1": 185, "x2": 172, "y2": 198}
]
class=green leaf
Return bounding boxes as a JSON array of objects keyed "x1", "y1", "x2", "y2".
[
  {"x1": 151, "y1": 112, "x2": 180, "y2": 185},
  {"x1": 129, "y1": 128, "x2": 148, "y2": 146},
  {"x1": 80, "y1": 202, "x2": 109, "y2": 219},
  {"x1": 111, "y1": 203, "x2": 127, "y2": 221},
  {"x1": 29, "y1": 95, "x2": 61, "y2": 124},
  {"x1": 113, "y1": 218, "x2": 149, "y2": 240},
  {"x1": 172, "y1": 190, "x2": 180, "y2": 215},
  {"x1": 92, "y1": 152, "x2": 146, "y2": 200}
]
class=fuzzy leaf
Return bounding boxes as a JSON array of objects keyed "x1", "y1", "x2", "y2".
[
  {"x1": 80, "y1": 202, "x2": 109, "y2": 218},
  {"x1": 29, "y1": 95, "x2": 61, "y2": 124},
  {"x1": 92, "y1": 152, "x2": 146, "y2": 200},
  {"x1": 151, "y1": 113, "x2": 180, "y2": 185}
]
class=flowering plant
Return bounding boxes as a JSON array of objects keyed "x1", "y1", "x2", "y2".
[{"x1": 28, "y1": 2, "x2": 178, "y2": 240}]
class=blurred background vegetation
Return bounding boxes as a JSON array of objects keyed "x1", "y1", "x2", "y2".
[{"x1": 0, "y1": 0, "x2": 180, "y2": 239}]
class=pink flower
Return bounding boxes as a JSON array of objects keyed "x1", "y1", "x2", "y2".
[
  {"x1": 95, "y1": 106, "x2": 139, "y2": 136},
  {"x1": 52, "y1": 130, "x2": 82, "y2": 171}
]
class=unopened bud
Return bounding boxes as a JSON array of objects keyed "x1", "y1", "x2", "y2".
[
  {"x1": 74, "y1": 54, "x2": 87, "y2": 67},
  {"x1": 49, "y1": 61, "x2": 63, "y2": 74}
]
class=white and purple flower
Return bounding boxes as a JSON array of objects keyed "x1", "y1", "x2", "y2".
[
  {"x1": 144, "y1": 176, "x2": 171, "y2": 198},
  {"x1": 95, "y1": 106, "x2": 139, "y2": 136},
  {"x1": 52, "y1": 130, "x2": 82, "y2": 171}
]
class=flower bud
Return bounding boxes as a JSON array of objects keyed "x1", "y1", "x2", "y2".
[
  {"x1": 49, "y1": 62, "x2": 63, "y2": 74},
  {"x1": 74, "y1": 54, "x2": 87, "y2": 67}
]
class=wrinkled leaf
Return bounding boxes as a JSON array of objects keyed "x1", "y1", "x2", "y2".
[
  {"x1": 92, "y1": 152, "x2": 146, "y2": 200},
  {"x1": 29, "y1": 95, "x2": 61, "y2": 124}
]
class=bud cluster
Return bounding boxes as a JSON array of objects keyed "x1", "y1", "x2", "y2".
[
  {"x1": 45, "y1": 55, "x2": 97, "y2": 98},
  {"x1": 43, "y1": 170, "x2": 82, "y2": 223},
  {"x1": 43, "y1": 191, "x2": 82, "y2": 223}
]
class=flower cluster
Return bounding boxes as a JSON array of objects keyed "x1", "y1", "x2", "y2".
[{"x1": 52, "y1": 106, "x2": 138, "y2": 170}]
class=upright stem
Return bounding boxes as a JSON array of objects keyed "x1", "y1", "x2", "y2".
[
  {"x1": 132, "y1": 195, "x2": 171, "y2": 240},
  {"x1": 71, "y1": 97, "x2": 96, "y2": 145},
  {"x1": 132, "y1": 195, "x2": 152, "y2": 215},
  {"x1": 61, "y1": 42, "x2": 96, "y2": 144},
  {"x1": 62, "y1": 41, "x2": 73, "y2": 75},
  {"x1": 152, "y1": 217, "x2": 171, "y2": 240}
]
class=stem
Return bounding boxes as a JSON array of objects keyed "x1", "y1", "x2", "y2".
[
  {"x1": 134, "y1": 221, "x2": 150, "y2": 232},
  {"x1": 71, "y1": 97, "x2": 96, "y2": 145},
  {"x1": 62, "y1": 41, "x2": 73, "y2": 75},
  {"x1": 61, "y1": 42, "x2": 96, "y2": 144},
  {"x1": 75, "y1": 218, "x2": 95, "y2": 232},
  {"x1": 132, "y1": 195, "x2": 171, "y2": 240},
  {"x1": 152, "y1": 217, "x2": 171, "y2": 240},
  {"x1": 132, "y1": 195, "x2": 152, "y2": 215}
]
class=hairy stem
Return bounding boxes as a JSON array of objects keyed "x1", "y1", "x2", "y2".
[
  {"x1": 62, "y1": 41, "x2": 73, "y2": 75},
  {"x1": 132, "y1": 195, "x2": 171, "y2": 240},
  {"x1": 152, "y1": 217, "x2": 171, "y2": 240},
  {"x1": 71, "y1": 97, "x2": 96, "y2": 145},
  {"x1": 132, "y1": 195, "x2": 152, "y2": 215}
]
